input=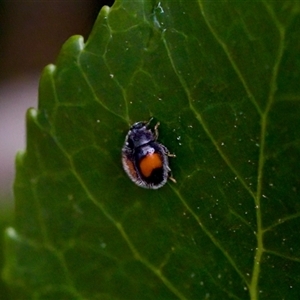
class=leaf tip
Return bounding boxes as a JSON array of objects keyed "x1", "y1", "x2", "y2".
[
  {"x1": 15, "y1": 150, "x2": 25, "y2": 166},
  {"x1": 4, "y1": 227, "x2": 18, "y2": 241},
  {"x1": 43, "y1": 63, "x2": 56, "y2": 75},
  {"x1": 26, "y1": 107, "x2": 38, "y2": 121},
  {"x1": 2, "y1": 227, "x2": 19, "y2": 283}
]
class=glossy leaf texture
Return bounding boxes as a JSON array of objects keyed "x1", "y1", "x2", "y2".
[{"x1": 3, "y1": 1, "x2": 300, "y2": 299}]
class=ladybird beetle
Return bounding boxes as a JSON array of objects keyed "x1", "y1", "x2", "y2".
[{"x1": 122, "y1": 118, "x2": 176, "y2": 189}]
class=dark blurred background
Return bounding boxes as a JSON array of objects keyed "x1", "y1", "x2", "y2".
[{"x1": 0, "y1": 1, "x2": 113, "y2": 298}]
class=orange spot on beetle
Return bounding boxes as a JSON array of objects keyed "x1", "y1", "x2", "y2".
[{"x1": 139, "y1": 153, "x2": 163, "y2": 177}]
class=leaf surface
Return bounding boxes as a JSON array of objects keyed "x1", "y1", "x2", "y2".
[{"x1": 3, "y1": 1, "x2": 300, "y2": 299}]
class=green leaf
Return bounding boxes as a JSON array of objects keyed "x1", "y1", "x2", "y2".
[{"x1": 3, "y1": 1, "x2": 300, "y2": 299}]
